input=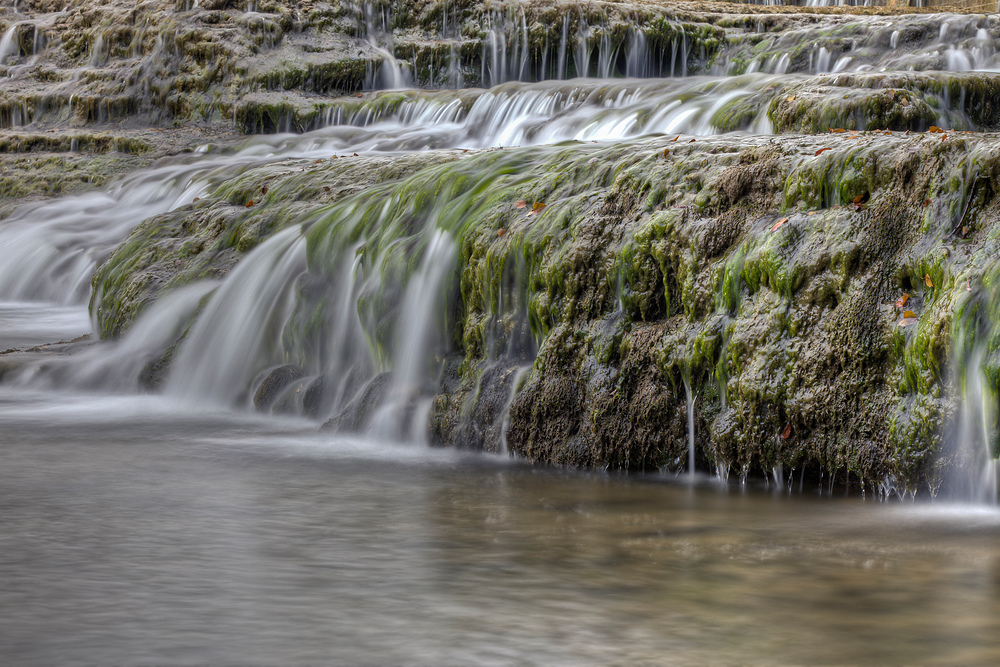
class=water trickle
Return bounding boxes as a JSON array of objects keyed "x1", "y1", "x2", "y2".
[{"x1": 683, "y1": 376, "x2": 696, "y2": 476}]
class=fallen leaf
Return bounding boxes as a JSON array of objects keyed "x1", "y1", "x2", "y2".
[
  {"x1": 353, "y1": 153, "x2": 359, "y2": 157},
  {"x1": 924, "y1": 198, "x2": 931, "y2": 207},
  {"x1": 323, "y1": 186, "x2": 330, "y2": 192},
  {"x1": 929, "y1": 126, "x2": 943, "y2": 133},
  {"x1": 829, "y1": 128, "x2": 846, "y2": 133},
  {"x1": 808, "y1": 210, "x2": 817, "y2": 215},
  {"x1": 497, "y1": 228, "x2": 506, "y2": 237},
  {"x1": 462, "y1": 149, "x2": 469, "y2": 153},
  {"x1": 314, "y1": 159, "x2": 323, "y2": 164},
  {"x1": 672, "y1": 135, "x2": 679, "y2": 142},
  {"x1": 514, "y1": 200, "x2": 527, "y2": 209},
  {"x1": 942, "y1": 134, "x2": 948, "y2": 141},
  {"x1": 357, "y1": 93, "x2": 363, "y2": 98},
  {"x1": 967, "y1": 277, "x2": 972, "y2": 292},
  {"x1": 924, "y1": 274, "x2": 934, "y2": 288},
  {"x1": 895, "y1": 294, "x2": 910, "y2": 308},
  {"x1": 903, "y1": 310, "x2": 918, "y2": 319},
  {"x1": 815, "y1": 147, "x2": 832, "y2": 156},
  {"x1": 246, "y1": 200, "x2": 254, "y2": 207},
  {"x1": 781, "y1": 424, "x2": 792, "y2": 440},
  {"x1": 786, "y1": 95, "x2": 795, "y2": 102},
  {"x1": 193, "y1": 197, "x2": 200, "y2": 202},
  {"x1": 529, "y1": 202, "x2": 547, "y2": 215},
  {"x1": 853, "y1": 193, "x2": 869, "y2": 205},
  {"x1": 663, "y1": 148, "x2": 670, "y2": 157},
  {"x1": 962, "y1": 225, "x2": 969, "y2": 237},
  {"x1": 689, "y1": 138, "x2": 696, "y2": 143},
  {"x1": 261, "y1": 185, "x2": 268, "y2": 195},
  {"x1": 899, "y1": 317, "x2": 918, "y2": 327},
  {"x1": 901, "y1": 98, "x2": 910, "y2": 106},
  {"x1": 331, "y1": 155, "x2": 337, "y2": 159},
  {"x1": 771, "y1": 218, "x2": 788, "y2": 232}
]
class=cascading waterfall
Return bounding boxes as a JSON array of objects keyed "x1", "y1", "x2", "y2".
[{"x1": 3, "y1": 3, "x2": 1000, "y2": 501}]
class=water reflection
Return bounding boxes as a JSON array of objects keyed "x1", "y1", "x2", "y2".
[{"x1": 0, "y1": 393, "x2": 998, "y2": 665}]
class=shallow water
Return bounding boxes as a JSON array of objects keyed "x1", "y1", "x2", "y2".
[{"x1": 1, "y1": 391, "x2": 998, "y2": 666}]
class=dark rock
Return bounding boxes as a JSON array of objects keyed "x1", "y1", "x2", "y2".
[{"x1": 253, "y1": 364, "x2": 303, "y2": 410}]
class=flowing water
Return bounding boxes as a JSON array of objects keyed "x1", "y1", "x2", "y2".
[{"x1": 4, "y1": 2, "x2": 1000, "y2": 662}]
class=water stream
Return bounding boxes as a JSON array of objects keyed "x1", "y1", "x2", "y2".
[{"x1": 3, "y1": 3, "x2": 1000, "y2": 660}]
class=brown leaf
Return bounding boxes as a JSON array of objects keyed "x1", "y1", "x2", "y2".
[
  {"x1": 353, "y1": 153, "x2": 359, "y2": 157},
  {"x1": 924, "y1": 273, "x2": 934, "y2": 288},
  {"x1": 662, "y1": 148, "x2": 670, "y2": 158},
  {"x1": 193, "y1": 197, "x2": 200, "y2": 202},
  {"x1": 924, "y1": 198, "x2": 931, "y2": 207},
  {"x1": 903, "y1": 310, "x2": 918, "y2": 319},
  {"x1": 929, "y1": 126, "x2": 943, "y2": 133},
  {"x1": 898, "y1": 317, "x2": 918, "y2": 327},
  {"x1": 853, "y1": 193, "x2": 869, "y2": 205},
  {"x1": 808, "y1": 211, "x2": 817, "y2": 215},
  {"x1": 261, "y1": 185, "x2": 268, "y2": 195},
  {"x1": 497, "y1": 228, "x2": 506, "y2": 237},
  {"x1": 357, "y1": 93, "x2": 363, "y2": 98},
  {"x1": 780, "y1": 424, "x2": 792, "y2": 440},
  {"x1": 323, "y1": 186, "x2": 330, "y2": 192},
  {"x1": 901, "y1": 98, "x2": 910, "y2": 106},
  {"x1": 895, "y1": 294, "x2": 909, "y2": 309},
  {"x1": 514, "y1": 200, "x2": 527, "y2": 209},
  {"x1": 314, "y1": 159, "x2": 323, "y2": 164},
  {"x1": 961, "y1": 225, "x2": 969, "y2": 237},
  {"x1": 829, "y1": 128, "x2": 846, "y2": 133},
  {"x1": 689, "y1": 138, "x2": 696, "y2": 143},
  {"x1": 815, "y1": 147, "x2": 832, "y2": 156},
  {"x1": 967, "y1": 277, "x2": 972, "y2": 292},
  {"x1": 771, "y1": 218, "x2": 788, "y2": 232},
  {"x1": 672, "y1": 135, "x2": 679, "y2": 142},
  {"x1": 246, "y1": 200, "x2": 254, "y2": 208},
  {"x1": 941, "y1": 133, "x2": 948, "y2": 141},
  {"x1": 529, "y1": 202, "x2": 547, "y2": 215}
]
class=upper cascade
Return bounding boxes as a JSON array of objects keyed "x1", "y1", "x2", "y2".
[{"x1": 0, "y1": 1, "x2": 995, "y2": 132}]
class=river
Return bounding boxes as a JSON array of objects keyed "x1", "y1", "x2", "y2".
[
  {"x1": 1, "y1": 388, "x2": 999, "y2": 665},
  {"x1": 3, "y1": 2, "x2": 1000, "y2": 662}
]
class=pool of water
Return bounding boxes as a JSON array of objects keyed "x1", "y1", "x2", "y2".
[{"x1": 1, "y1": 390, "x2": 998, "y2": 665}]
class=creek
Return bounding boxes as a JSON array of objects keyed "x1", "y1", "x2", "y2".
[{"x1": 3, "y1": 1, "x2": 1000, "y2": 661}]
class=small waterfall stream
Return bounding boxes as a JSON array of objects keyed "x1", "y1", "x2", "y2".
[{"x1": 0, "y1": 2, "x2": 999, "y2": 501}]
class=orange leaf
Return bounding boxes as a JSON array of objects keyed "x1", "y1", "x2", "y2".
[
  {"x1": 771, "y1": 218, "x2": 788, "y2": 232},
  {"x1": 898, "y1": 317, "x2": 918, "y2": 327},
  {"x1": 829, "y1": 128, "x2": 846, "y2": 133},
  {"x1": 672, "y1": 135, "x2": 679, "y2": 142},
  {"x1": 246, "y1": 200, "x2": 254, "y2": 207},
  {"x1": 815, "y1": 147, "x2": 831, "y2": 156},
  {"x1": 786, "y1": 95, "x2": 795, "y2": 102},
  {"x1": 895, "y1": 294, "x2": 909, "y2": 308},
  {"x1": 529, "y1": 202, "x2": 547, "y2": 215},
  {"x1": 924, "y1": 274, "x2": 933, "y2": 288},
  {"x1": 497, "y1": 228, "x2": 506, "y2": 237},
  {"x1": 941, "y1": 134, "x2": 948, "y2": 141},
  {"x1": 928, "y1": 126, "x2": 943, "y2": 133},
  {"x1": 924, "y1": 198, "x2": 931, "y2": 207},
  {"x1": 514, "y1": 200, "x2": 527, "y2": 209},
  {"x1": 781, "y1": 424, "x2": 792, "y2": 440},
  {"x1": 663, "y1": 148, "x2": 670, "y2": 157},
  {"x1": 689, "y1": 138, "x2": 696, "y2": 143},
  {"x1": 903, "y1": 310, "x2": 918, "y2": 319},
  {"x1": 353, "y1": 153, "x2": 359, "y2": 157},
  {"x1": 193, "y1": 197, "x2": 200, "y2": 202}
]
